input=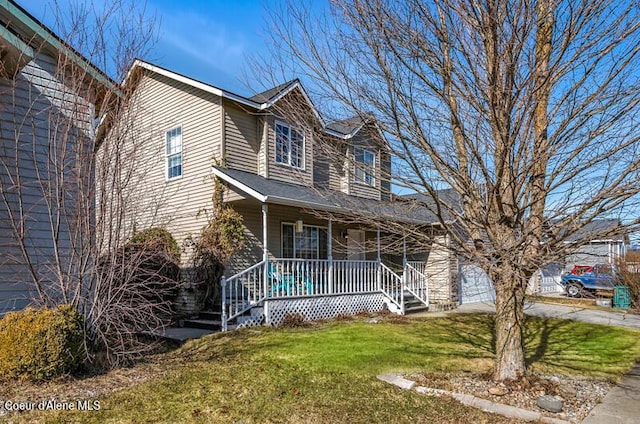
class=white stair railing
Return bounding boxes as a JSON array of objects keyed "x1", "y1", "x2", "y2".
[
  {"x1": 221, "y1": 260, "x2": 266, "y2": 331},
  {"x1": 379, "y1": 262, "x2": 403, "y2": 312},
  {"x1": 404, "y1": 263, "x2": 429, "y2": 307}
]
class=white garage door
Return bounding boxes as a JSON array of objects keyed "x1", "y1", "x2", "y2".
[{"x1": 459, "y1": 264, "x2": 495, "y2": 304}]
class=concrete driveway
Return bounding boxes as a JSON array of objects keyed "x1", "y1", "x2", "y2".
[{"x1": 430, "y1": 301, "x2": 640, "y2": 329}]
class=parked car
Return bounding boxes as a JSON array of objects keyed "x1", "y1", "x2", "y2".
[{"x1": 561, "y1": 264, "x2": 619, "y2": 297}]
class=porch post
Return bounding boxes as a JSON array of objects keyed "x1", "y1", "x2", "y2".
[
  {"x1": 328, "y1": 217, "x2": 333, "y2": 294},
  {"x1": 376, "y1": 228, "x2": 381, "y2": 291},
  {"x1": 403, "y1": 234, "x2": 407, "y2": 268},
  {"x1": 401, "y1": 234, "x2": 407, "y2": 314},
  {"x1": 262, "y1": 203, "x2": 269, "y2": 323}
]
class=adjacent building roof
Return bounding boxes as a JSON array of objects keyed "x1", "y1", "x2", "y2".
[
  {"x1": 211, "y1": 167, "x2": 439, "y2": 225},
  {"x1": 404, "y1": 191, "x2": 629, "y2": 244},
  {"x1": 565, "y1": 219, "x2": 627, "y2": 243},
  {"x1": 0, "y1": 0, "x2": 115, "y2": 90}
]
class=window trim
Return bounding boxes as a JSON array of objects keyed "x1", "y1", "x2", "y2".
[
  {"x1": 354, "y1": 146, "x2": 376, "y2": 186},
  {"x1": 281, "y1": 222, "x2": 328, "y2": 259},
  {"x1": 165, "y1": 125, "x2": 183, "y2": 181},
  {"x1": 274, "y1": 120, "x2": 305, "y2": 170}
]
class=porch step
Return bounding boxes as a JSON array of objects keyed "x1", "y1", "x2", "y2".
[
  {"x1": 404, "y1": 292, "x2": 429, "y2": 313},
  {"x1": 182, "y1": 318, "x2": 222, "y2": 331},
  {"x1": 198, "y1": 310, "x2": 222, "y2": 321},
  {"x1": 156, "y1": 326, "x2": 216, "y2": 343}
]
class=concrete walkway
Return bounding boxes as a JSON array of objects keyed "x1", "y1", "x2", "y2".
[
  {"x1": 415, "y1": 301, "x2": 640, "y2": 423},
  {"x1": 581, "y1": 361, "x2": 640, "y2": 424}
]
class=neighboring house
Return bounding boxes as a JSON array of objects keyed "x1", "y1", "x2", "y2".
[
  {"x1": 563, "y1": 219, "x2": 628, "y2": 269},
  {"x1": 113, "y1": 59, "x2": 457, "y2": 328},
  {"x1": 0, "y1": 0, "x2": 112, "y2": 315},
  {"x1": 457, "y1": 219, "x2": 630, "y2": 303}
]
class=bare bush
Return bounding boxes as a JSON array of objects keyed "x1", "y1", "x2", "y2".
[{"x1": 0, "y1": 0, "x2": 172, "y2": 368}]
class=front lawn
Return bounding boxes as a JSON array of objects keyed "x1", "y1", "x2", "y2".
[{"x1": 3, "y1": 314, "x2": 640, "y2": 423}]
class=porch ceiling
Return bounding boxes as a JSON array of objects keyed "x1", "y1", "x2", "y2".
[{"x1": 212, "y1": 166, "x2": 440, "y2": 225}]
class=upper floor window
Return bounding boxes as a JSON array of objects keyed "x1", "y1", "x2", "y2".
[
  {"x1": 275, "y1": 121, "x2": 304, "y2": 168},
  {"x1": 166, "y1": 126, "x2": 182, "y2": 179},
  {"x1": 354, "y1": 147, "x2": 375, "y2": 186}
]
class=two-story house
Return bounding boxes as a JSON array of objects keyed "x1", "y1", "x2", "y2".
[
  {"x1": 0, "y1": 0, "x2": 113, "y2": 316},
  {"x1": 114, "y1": 59, "x2": 456, "y2": 328}
]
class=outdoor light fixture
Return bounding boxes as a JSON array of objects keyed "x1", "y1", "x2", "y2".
[{"x1": 295, "y1": 219, "x2": 304, "y2": 233}]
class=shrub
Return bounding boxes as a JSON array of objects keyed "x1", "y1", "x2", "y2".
[
  {"x1": 91, "y1": 227, "x2": 182, "y2": 367},
  {"x1": 189, "y1": 202, "x2": 245, "y2": 309},
  {"x1": 129, "y1": 227, "x2": 180, "y2": 261},
  {"x1": 617, "y1": 258, "x2": 640, "y2": 310},
  {"x1": 0, "y1": 305, "x2": 84, "y2": 381},
  {"x1": 279, "y1": 313, "x2": 309, "y2": 328}
]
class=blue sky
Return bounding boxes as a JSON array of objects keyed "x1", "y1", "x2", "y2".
[{"x1": 20, "y1": 0, "x2": 283, "y2": 96}]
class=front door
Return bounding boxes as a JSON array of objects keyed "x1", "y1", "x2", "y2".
[{"x1": 347, "y1": 229, "x2": 366, "y2": 260}]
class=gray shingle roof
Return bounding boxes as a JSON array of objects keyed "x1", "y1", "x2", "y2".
[
  {"x1": 325, "y1": 116, "x2": 365, "y2": 136},
  {"x1": 213, "y1": 167, "x2": 439, "y2": 225},
  {"x1": 565, "y1": 219, "x2": 627, "y2": 242},
  {"x1": 249, "y1": 80, "x2": 299, "y2": 103}
]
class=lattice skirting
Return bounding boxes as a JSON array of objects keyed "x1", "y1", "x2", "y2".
[{"x1": 265, "y1": 293, "x2": 388, "y2": 326}]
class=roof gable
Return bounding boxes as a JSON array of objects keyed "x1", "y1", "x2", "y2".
[
  {"x1": 126, "y1": 59, "x2": 380, "y2": 141},
  {"x1": 0, "y1": 0, "x2": 114, "y2": 90}
]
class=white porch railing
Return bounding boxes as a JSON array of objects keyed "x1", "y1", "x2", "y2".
[
  {"x1": 407, "y1": 261, "x2": 427, "y2": 275},
  {"x1": 405, "y1": 263, "x2": 429, "y2": 307},
  {"x1": 221, "y1": 258, "x2": 428, "y2": 330},
  {"x1": 270, "y1": 259, "x2": 380, "y2": 296},
  {"x1": 332, "y1": 260, "x2": 379, "y2": 294},
  {"x1": 221, "y1": 260, "x2": 266, "y2": 331}
]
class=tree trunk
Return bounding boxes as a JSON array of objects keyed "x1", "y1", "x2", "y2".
[{"x1": 492, "y1": 268, "x2": 527, "y2": 381}]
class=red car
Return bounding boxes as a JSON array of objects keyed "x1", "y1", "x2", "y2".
[{"x1": 569, "y1": 265, "x2": 594, "y2": 276}]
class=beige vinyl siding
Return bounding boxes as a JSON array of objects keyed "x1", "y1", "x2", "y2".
[
  {"x1": 224, "y1": 100, "x2": 259, "y2": 173},
  {"x1": 349, "y1": 132, "x2": 382, "y2": 200},
  {"x1": 226, "y1": 200, "x2": 379, "y2": 274},
  {"x1": 0, "y1": 52, "x2": 94, "y2": 314},
  {"x1": 113, "y1": 71, "x2": 223, "y2": 263},
  {"x1": 257, "y1": 116, "x2": 268, "y2": 177},
  {"x1": 313, "y1": 136, "x2": 348, "y2": 192},
  {"x1": 424, "y1": 235, "x2": 455, "y2": 303}
]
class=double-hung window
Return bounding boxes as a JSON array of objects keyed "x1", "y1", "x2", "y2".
[
  {"x1": 282, "y1": 223, "x2": 327, "y2": 259},
  {"x1": 354, "y1": 147, "x2": 375, "y2": 186},
  {"x1": 275, "y1": 121, "x2": 304, "y2": 168},
  {"x1": 166, "y1": 126, "x2": 182, "y2": 179}
]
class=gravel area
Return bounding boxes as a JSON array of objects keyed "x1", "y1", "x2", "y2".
[{"x1": 408, "y1": 372, "x2": 612, "y2": 423}]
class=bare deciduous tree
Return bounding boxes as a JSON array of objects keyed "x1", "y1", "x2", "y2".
[
  {"x1": 261, "y1": 0, "x2": 640, "y2": 380},
  {"x1": 0, "y1": 0, "x2": 179, "y2": 367}
]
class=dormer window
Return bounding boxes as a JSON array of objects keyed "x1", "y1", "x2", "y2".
[
  {"x1": 275, "y1": 121, "x2": 304, "y2": 168},
  {"x1": 354, "y1": 147, "x2": 375, "y2": 186}
]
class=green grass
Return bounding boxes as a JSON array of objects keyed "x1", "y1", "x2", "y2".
[{"x1": 5, "y1": 314, "x2": 640, "y2": 424}]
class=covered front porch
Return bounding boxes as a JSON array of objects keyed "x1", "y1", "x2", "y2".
[{"x1": 212, "y1": 167, "x2": 454, "y2": 329}]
